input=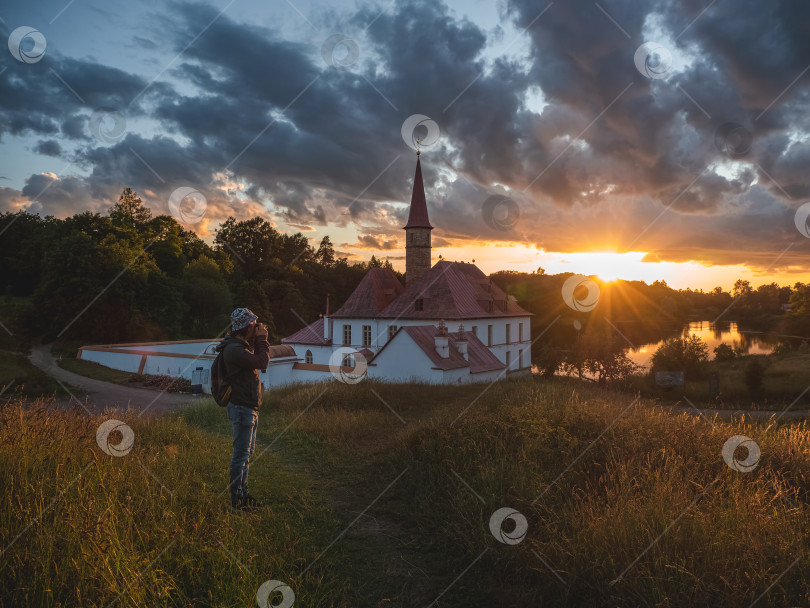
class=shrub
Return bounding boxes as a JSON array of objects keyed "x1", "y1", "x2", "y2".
[
  {"x1": 138, "y1": 373, "x2": 192, "y2": 393},
  {"x1": 651, "y1": 334, "x2": 709, "y2": 380},
  {"x1": 713, "y1": 342, "x2": 736, "y2": 362}
]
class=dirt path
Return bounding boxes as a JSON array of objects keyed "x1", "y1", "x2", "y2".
[
  {"x1": 659, "y1": 403, "x2": 809, "y2": 423},
  {"x1": 28, "y1": 343, "x2": 201, "y2": 416}
]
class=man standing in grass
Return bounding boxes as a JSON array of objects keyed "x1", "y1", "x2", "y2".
[{"x1": 217, "y1": 307, "x2": 270, "y2": 511}]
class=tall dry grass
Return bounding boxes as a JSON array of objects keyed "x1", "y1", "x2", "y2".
[{"x1": 2, "y1": 377, "x2": 809, "y2": 607}]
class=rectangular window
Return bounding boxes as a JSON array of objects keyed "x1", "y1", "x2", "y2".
[
  {"x1": 519, "y1": 322, "x2": 523, "y2": 342},
  {"x1": 343, "y1": 324, "x2": 351, "y2": 345},
  {"x1": 471, "y1": 326, "x2": 477, "y2": 337},
  {"x1": 388, "y1": 325, "x2": 397, "y2": 340},
  {"x1": 362, "y1": 325, "x2": 371, "y2": 346},
  {"x1": 487, "y1": 325, "x2": 493, "y2": 346},
  {"x1": 506, "y1": 324, "x2": 511, "y2": 344},
  {"x1": 506, "y1": 351, "x2": 511, "y2": 369}
]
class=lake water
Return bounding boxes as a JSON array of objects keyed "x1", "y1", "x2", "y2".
[{"x1": 627, "y1": 321, "x2": 781, "y2": 369}]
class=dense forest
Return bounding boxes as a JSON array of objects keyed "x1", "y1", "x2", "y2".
[{"x1": 1, "y1": 189, "x2": 808, "y2": 356}]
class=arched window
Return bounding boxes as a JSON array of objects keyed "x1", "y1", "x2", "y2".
[
  {"x1": 341, "y1": 354, "x2": 353, "y2": 368},
  {"x1": 305, "y1": 350, "x2": 313, "y2": 364}
]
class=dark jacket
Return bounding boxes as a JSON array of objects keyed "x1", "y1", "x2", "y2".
[{"x1": 215, "y1": 333, "x2": 270, "y2": 409}]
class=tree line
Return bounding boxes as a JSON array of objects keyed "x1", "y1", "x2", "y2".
[
  {"x1": 2, "y1": 188, "x2": 807, "y2": 358},
  {"x1": 0, "y1": 188, "x2": 395, "y2": 345}
]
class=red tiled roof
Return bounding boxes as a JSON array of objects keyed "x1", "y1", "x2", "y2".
[
  {"x1": 463, "y1": 332, "x2": 506, "y2": 374},
  {"x1": 281, "y1": 317, "x2": 330, "y2": 346},
  {"x1": 268, "y1": 345, "x2": 297, "y2": 358},
  {"x1": 331, "y1": 267, "x2": 405, "y2": 318},
  {"x1": 401, "y1": 325, "x2": 467, "y2": 370},
  {"x1": 356, "y1": 347, "x2": 375, "y2": 362},
  {"x1": 403, "y1": 156, "x2": 433, "y2": 229},
  {"x1": 401, "y1": 325, "x2": 505, "y2": 373},
  {"x1": 379, "y1": 260, "x2": 532, "y2": 319}
]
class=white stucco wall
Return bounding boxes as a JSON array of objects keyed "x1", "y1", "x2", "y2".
[
  {"x1": 322, "y1": 316, "x2": 532, "y2": 367},
  {"x1": 80, "y1": 350, "x2": 144, "y2": 373},
  {"x1": 78, "y1": 344, "x2": 300, "y2": 394},
  {"x1": 101, "y1": 341, "x2": 220, "y2": 356}
]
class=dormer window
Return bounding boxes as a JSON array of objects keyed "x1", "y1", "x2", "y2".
[
  {"x1": 415, "y1": 298, "x2": 424, "y2": 311},
  {"x1": 488, "y1": 300, "x2": 493, "y2": 312}
]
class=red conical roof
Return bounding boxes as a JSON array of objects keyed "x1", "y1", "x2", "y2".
[{"x1": 403, "y1": 154, "x2": 433, "y2": 229}]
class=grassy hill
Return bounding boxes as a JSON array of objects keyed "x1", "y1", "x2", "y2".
[{"x1": 1, "y1": 377, "x2": 808, "y2": 607}]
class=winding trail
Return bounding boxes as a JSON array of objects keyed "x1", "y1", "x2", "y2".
[
  {"x1": 658, "y1": 403, "x2": 808, "y2": 424},
  {"x1": 28, "y1": 343, "x2": 201, "y2": 416},
  {"x1": 25, "y1": 342, "x2": 810, "y2": 423}
]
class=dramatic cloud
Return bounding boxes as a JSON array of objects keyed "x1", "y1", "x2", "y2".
[{"x1": 1, "y1": 0, "x2": 809, "y2": 274}]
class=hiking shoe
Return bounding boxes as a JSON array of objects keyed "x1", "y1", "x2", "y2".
[{"x1": 242, "y1": 493, "x2": 265, "y2": 510}]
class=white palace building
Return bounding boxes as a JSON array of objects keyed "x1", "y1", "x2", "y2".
[{"x1": 78, "y1": 154, "x2": 533, "y2": 390}]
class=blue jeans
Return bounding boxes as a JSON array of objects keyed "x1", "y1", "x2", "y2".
[{"x1": 227, "y1": 403, "x2": 259, "y2": 497}]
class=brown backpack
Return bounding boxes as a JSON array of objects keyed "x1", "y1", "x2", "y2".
[{"x1": 210, "y1": 345, "x2": 236, "y2": 407}]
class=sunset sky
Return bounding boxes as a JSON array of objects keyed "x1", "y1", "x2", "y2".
[{"x1": 1, "y1": 0, "x2": 809, "y2": 291}]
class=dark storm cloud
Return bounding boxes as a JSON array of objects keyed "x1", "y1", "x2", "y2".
[
  {"x1": 34, "y1": 140, "x2": 63, "y2": 157},
  {"x1": 5, "y1": 0, "x2": 810, "y2": 270},
  {"x1": 144, "y1": 0, "x2": 535, "y2": 227},
  {"x1": 0, "y1": 27, "x2": 168, "y2": 144},
  {"x1": 344, "y1": 235, "x2": 399, "y2": 250},
  {"x1": 20, "y1": 173, "x2": 102, "y2": 217}
]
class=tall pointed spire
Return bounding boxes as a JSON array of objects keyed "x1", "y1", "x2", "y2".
[
  {"x1": 404, "y1": 151, "x2": 433, "y2": 284},
  {"x1": 404, "y1": 152, "x2": 433, "y2": 229}
]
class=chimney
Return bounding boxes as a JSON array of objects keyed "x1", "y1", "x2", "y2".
[
  {"x1": 455, "y1": 323, "x2": 468, "y2": 360},
  {"x1": 323, "y1": 294, "x2": 331, "y2": 341},
  {"x1": 434, "y1": 319, "x2": 449, "y2": 358}
]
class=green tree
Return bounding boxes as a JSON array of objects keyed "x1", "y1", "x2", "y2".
[
  {"x1": 561, "y1": 323, "x2": 641, "y2": 383},
  {"x1": 315, "y1": 235, "x2": 336, "y2": 267},
  {"x1": 215, "y1": 217, "x2": 281, "y2": 279},
  {"x1": 733, "y1": 279, "x2": 752, "y2": 299},
  {"x1": 713, "y1": 343, "x2": 736, "y2": 362},
  {"x1": 110, "y1": 187, "x2": 152, "y2": 229},
  {"x1": 785, "y1": 283, "x2": 810, "y2": 334},
  {"x1": 651, "y1": 334, "x2": 709, "y2": 380},
  {"x1": 180, "y1": 256, "x2": 232, "y2": 337},
  {"x1": 238, "y1": 280, "x2": 277, "y2": 341}
]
